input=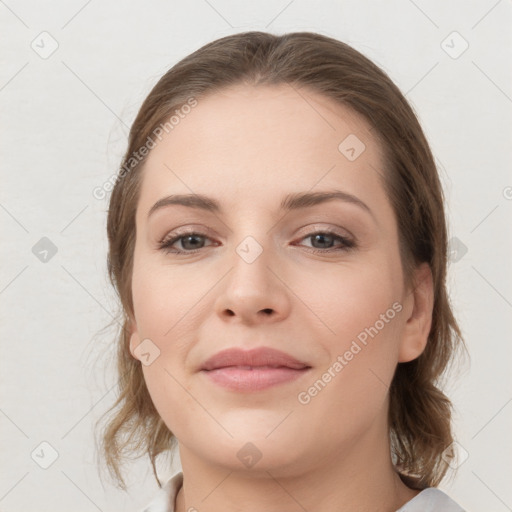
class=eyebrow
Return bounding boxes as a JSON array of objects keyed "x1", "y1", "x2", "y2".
[{"x1": 147, "y1": 190, "x2": 374, "y2": 219}]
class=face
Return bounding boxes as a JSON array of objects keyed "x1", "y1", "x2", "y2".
[{"x1": 129, "y1": 84, "x2": 427, "y2": 476}]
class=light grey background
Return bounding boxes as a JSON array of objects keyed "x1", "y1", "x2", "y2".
[{"x1": 1, "y1": 1, "x2": 511, "y2": 511}]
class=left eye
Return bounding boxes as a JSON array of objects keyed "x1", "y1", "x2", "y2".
[{"x1": 300, "y1": 231, "x2": 355, "y2": 252}]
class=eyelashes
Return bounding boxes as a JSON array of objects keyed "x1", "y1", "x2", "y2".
[{"x1": 157, "y1": 229, "x2": 356, "y2": 256}]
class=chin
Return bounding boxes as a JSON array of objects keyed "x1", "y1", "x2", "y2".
[
  {"x1": 216, "y1": 407, "x2": 296, "y2": 439},
  {"x1": 188, "y1": 418, "x2": 310, "y2": 474}
]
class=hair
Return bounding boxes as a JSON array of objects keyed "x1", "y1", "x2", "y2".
[{"x1": 95, "y1": 31, "x2": 467, "y2": 492}]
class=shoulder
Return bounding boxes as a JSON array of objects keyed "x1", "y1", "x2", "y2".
[
  {"x1": 396, "y1": 487, "x2": 466, "y2": 512},
  {"x1": 139, "y1": 471, "x2": 183, "y2": 512}
]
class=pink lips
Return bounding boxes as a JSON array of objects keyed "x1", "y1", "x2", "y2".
[{"x1": 200, "y1": 347, "x2": 311, "y2": 392}]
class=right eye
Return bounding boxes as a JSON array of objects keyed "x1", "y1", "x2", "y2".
[{"x1": 158, "y1": 231, "x2": 215, "y2": 254}]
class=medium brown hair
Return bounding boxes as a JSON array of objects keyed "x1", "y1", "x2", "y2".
[{"x1": 95, "y1": 31, "x2": 466, "y2": 491}]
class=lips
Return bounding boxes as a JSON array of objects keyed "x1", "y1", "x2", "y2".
[
  {"x1": 200, "y1": 347, "x2": 311, "y2": 392},
  {"x1": 200, "y1": 346, "x2": 309, "y2": 371}
]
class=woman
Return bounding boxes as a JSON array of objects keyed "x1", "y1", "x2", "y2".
[{"x1": 96, "y1": 31, "x2": 467, "y2": 511}]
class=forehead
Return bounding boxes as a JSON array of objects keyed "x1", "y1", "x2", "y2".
[{"x1": 137, "y1": 83, "x2": 390, "y2": 218}]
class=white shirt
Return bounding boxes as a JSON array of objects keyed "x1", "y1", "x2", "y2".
[{"x1": 140, "y1": 471, "x2": 466, "y2": 511}]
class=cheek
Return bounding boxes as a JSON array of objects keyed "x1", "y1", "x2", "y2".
[
  {"x1": 131, "y1": 253, "x2": 205, "y2": 339},
  {"x1": 295, "y1": 254, "x2": 403, "y2": 340},
  {"x1": 131, "y1": 267, "x2": 201, "y2": 435},
  {"x1": 296, "y1": 254, "x2": 404, "y2": 396},
  {"x1": 295, "y1": 274, "x2": 403, "y2": 444},
  {"x1": 130, "y1": 256, "x2": 217, "y2": 433}
]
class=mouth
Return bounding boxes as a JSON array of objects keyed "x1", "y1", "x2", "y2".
[{"x1": 200, "y1": 347, "x2": 312, "y2": 392}]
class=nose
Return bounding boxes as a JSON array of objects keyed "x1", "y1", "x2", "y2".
[{"x1": 214, "y1": 240, "x2": 292, "y2": 325}]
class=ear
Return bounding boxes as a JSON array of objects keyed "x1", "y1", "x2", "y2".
[
  {"x1": 398, "y1": 262, "x2": 434, "y2": 363},
  {"x1": 128, "y1": 320, "x2": 141, "y2": 361}
]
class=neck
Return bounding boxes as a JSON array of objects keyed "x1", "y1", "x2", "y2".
[{"x1": 174, "y1": 414, "x2": 420, "y2": 512}]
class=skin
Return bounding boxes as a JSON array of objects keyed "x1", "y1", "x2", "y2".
[{"x1": 128, "y1": 83, "x2": 434, "y2": 512}]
